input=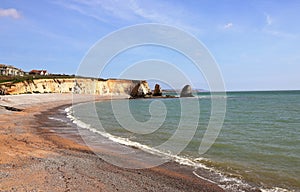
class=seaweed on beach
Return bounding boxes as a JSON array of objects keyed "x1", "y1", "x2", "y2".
[{"x1": 0, "y1": 105, "x2": 23, "y2": 112}]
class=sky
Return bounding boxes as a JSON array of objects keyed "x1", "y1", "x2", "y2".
[{"x1": 0, "y1": 0, "x2": 300, "y2": 91}]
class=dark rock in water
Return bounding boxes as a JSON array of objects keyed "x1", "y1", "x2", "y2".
[
  {"x1": 153, "y1": 84, "x2": 162, "y2": 96},
  {"x1": 180, "y1": 85, "x2": 194, "y2": 97}
]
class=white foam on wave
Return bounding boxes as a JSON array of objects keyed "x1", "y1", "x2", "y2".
[
  {"x1": 48, "y1": 116, "x2": 66, "y2": 122},
  {"x1": 192, "y1": 170, "x2": 219, "y2": 184},
  {"x1": 260, "y1": 187, "x2": 294, "y2": 192},
  {"x1": 194, "y1": 158, "x2": 258, "y2": 192}
]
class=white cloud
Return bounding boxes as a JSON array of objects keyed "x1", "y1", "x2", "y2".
[
  {"x1": 54, "y1": 0, "x2": 202, "y2": 34},
  {"x1": 0, "y1": 8, "x2": 21, "y2": 19},
  {"x1": 265, "y1": 13, "x2": 272, "y2": 25},
  {"x1": 224, "y1": 22, "x2": 233, "y2": 29},
  {"x1": 262, "y1": 13, "x2": 297, "y2": 38},
  {"x1": 263, "y1": 29, "x2": 296, "y2": 38},
  {"x1": 129, "y1": 1, "x2": 174, "y2": 23}
]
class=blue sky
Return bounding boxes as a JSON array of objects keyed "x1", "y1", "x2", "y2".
[{"x1": 0, "y1": 0, "x2": 299, "y2": 91}]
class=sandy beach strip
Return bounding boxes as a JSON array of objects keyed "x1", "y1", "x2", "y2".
[{"x1": 0, "y1": 93, "x2": 225, "y2": 192}]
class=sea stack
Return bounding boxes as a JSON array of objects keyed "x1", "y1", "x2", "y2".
[
  {"x1": 153, "y1": 84, "x2": 162, "y2": 96},
  {"x1": 180, "y1": 85, "x2": 194, "y2": 97},
  {"x1": 130, "y1": 82, "x2": 151, "y2": 98}
]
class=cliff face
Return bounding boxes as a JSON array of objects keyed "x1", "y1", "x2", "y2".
[{"x1": 0, "y1": 78, "x2": 151, "y2": 97}]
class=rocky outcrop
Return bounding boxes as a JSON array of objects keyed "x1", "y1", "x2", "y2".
[
  {"x1": 180, "y1": 85, "x2": 194, "y2": 97},
  {"x1": 0, "y1": 78, "x2": 151, "y2": 97},
  {"x1": 130, "y1": 81, "x2": 151, "y2": 98},
  {"x1": 153, "y1": 84, "x2": 162, "y2": 96}
]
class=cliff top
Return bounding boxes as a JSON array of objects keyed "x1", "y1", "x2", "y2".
[{"x1": 0, "y1": 74, "x2": 76, "y2": 84}]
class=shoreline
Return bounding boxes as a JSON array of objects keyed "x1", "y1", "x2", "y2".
[{"x1": 0, "y1": 93, "x2": 226, "y2": 191}]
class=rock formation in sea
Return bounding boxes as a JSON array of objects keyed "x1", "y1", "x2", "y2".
[
  {"x1": 152, "y1": 84, "x2": 162, "y2": 96},
  {"x1": 130, "y1": 81, "x2": 152, "y2": 98},
  {"x1": 180, "y1": 85, "x2": 194, "y2": 97}
]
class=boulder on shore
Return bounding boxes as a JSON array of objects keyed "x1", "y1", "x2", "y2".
[{"x1": 180, "y1": 85, "x2": 194, "y2": 97}]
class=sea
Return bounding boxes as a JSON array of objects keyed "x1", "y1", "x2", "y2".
[{"x1": 63, "y1": 91, "x2": 300, "y2": 192}]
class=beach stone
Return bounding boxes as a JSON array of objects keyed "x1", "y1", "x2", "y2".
[
  {"x1": 153, "y1": 84, "x2": 162, "y2": 96},
  {"x1": 180, "y1": 85, "x2": 194, "y2": 97}
]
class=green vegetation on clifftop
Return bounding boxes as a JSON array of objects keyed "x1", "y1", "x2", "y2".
[{"x1": 0, "y1": 74, "x2": 75, "y2": 84}]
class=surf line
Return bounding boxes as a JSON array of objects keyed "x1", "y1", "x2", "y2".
[{"x1": 192, "y1": 170, "x2": 218, "y2": 185}]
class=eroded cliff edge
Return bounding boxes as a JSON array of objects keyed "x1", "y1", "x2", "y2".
[{"x1": 0, "y1": 78, "x2": 151, "y2": 98}]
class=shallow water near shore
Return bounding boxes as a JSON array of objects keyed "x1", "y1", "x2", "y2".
[{"x1": 66, "y1": 91, "x2": 300, "y2": 192}]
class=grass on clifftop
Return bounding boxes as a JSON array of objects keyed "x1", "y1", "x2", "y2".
[{"x1": 0, "y1": 74, "x2": 75, "y2": 84}]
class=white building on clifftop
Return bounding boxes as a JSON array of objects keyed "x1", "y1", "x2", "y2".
[{"x1": 0, "y1": 64, "x2": 24, "y2": 76}]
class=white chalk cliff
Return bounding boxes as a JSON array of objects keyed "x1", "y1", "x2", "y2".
[{"x1": 0, "y1": 78, "x2": 151, "y2": 97}]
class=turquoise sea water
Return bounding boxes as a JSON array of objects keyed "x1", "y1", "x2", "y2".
[{"x1": 70, "y1": 91, "x2": 300, "y2": 191}]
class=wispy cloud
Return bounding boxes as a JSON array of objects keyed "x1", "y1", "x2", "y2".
[
  {"x1": 0, "y1": 8, "x2": 21, "y2": 19},
  {"x1": 264, "y1": 13, "x2": 272, "y2": 26},
  {"x1": 263, "y1": 29, "x2": 296, "y2": 38},
  {"x1": 53, "y1": 0, "x2": 111, "y2": 23},
  {"x1": 262, "y1": 13, "x2": 297, "y2": 38},
  {"x1": 129, "y1": 1, "x2": 176, "y2": 24},
  {"x1": 224, "y1": 22, "x2": 233, "y2": 29},
  {"x1": 54, "y1": 0, "x2": 202, "y2": 34}
]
